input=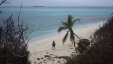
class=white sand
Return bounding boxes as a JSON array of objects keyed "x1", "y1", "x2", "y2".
[{"x1": 28, "y1": 22, "x2": 104, "y2": 64}]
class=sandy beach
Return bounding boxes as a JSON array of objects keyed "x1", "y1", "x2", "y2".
[{"x1": 28, "y1": 22, "x2": 104, "y2": 64}]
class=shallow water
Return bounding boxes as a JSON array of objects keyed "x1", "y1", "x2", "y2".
[{"x1": 0, "y1": 6, "x2": 113, "y2": 39}]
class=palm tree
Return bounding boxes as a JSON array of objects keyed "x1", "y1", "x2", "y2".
[{"x1": 58, "y1": 15, "x2": 80, "y2": 47}]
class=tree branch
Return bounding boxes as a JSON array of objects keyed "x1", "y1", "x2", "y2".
[{"x1": 0, "y1": 0, "x2": 6, "y2": 5}]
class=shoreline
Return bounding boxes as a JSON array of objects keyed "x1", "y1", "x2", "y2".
[
  {"x1": 28, "y1": 21, "x2": 104, "y2": 64},
  {"x1": 29, "y1": 21, "x2": 104, "y2": 43}
]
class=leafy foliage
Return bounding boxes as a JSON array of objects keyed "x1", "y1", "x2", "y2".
[
  {"x1": 76, "y1": 39, "x2": 90, "y2": 54},
  {"x1": 65, "y1": 16, "x2": 113, "y2": 64},
  {"x1": 58, "y1": 15, "x2": 80, "y2": 46}
]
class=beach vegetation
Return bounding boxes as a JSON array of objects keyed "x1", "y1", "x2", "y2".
[
  {"x1": 65, "y1": 16, "x2": 113, "y2": 64},
  {"x1": 0, "y1": 15, "x2": 31, "y2": 64},
  {"x1": 76, "y1": 39, "x2": 90, "y2": 54},
  {"x1": 58, "y1": 15, "x2": 80, "y2": 46}
]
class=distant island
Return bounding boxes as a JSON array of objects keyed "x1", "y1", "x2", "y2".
[
  {"x1": 32, "y1": 6, "x2": 113, "y2": 9},
  {"x1": 33, "y1": 6, "x2": 45, "y2": 7}
]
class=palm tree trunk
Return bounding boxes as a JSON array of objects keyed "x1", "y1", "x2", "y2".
[
  {"x1": 74, "y1": 33, "x2": 80, "y2": 40},
  {"x1": 74, "y1": 41, "x2": 75, "y2": 47}
]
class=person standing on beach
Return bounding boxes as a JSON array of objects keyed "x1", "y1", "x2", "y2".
[{"x1": 52, "y1": 41, "x2": 56, "y2": 50}]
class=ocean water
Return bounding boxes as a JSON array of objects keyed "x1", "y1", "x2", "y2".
[{"x1": 0, "y1": 7, "x2": 113, "y2": 40}]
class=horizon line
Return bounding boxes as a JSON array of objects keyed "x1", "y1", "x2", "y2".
[{"x1": 1, "y1": 6, "x2": 113, "y2": 8}]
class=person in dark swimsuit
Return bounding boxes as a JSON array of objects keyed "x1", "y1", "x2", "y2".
[{"x1": 52, "y1": 41, "x2": 55, "y2": 50}]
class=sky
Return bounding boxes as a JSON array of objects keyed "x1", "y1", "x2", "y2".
[{"x1": 2, "y1": 0, "x2": 113, "y2": 7}]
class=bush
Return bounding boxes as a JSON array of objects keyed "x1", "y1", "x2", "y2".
[
  {"x1": 65, "y1": 16, "x2": 113, "y2": 64},
  {"x1": 76, "y1": 39, "x2": 90, "y2": 54},
  {"x1": 0, "y1": 15, "x2": 31, "y2": 64}
]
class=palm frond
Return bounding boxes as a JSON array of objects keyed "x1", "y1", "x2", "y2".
[
  {"x1": 61, "y1": 21, "x2": 68, "y2": 27},
  {"x1": 63, "y1": 31, "x2": 69, "y2": 43},
  {"x1": 58, "y1": 15, "x2": 80, "y2": 46},
  {"x1": 71, "y1": 18, "x2": 80, "y2": 26},
  {"x1": 57, "y1": 27, "x2": 67, "y2": 32}
]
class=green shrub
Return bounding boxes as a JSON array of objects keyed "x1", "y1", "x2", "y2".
[{"x1": 76, "y1": 39, "x2": 90, "y2": 54}]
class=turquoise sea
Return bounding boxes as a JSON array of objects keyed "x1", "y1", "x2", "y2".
[{"x1": 0, "y1": 6, "x2": 113, "y2": 40}]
